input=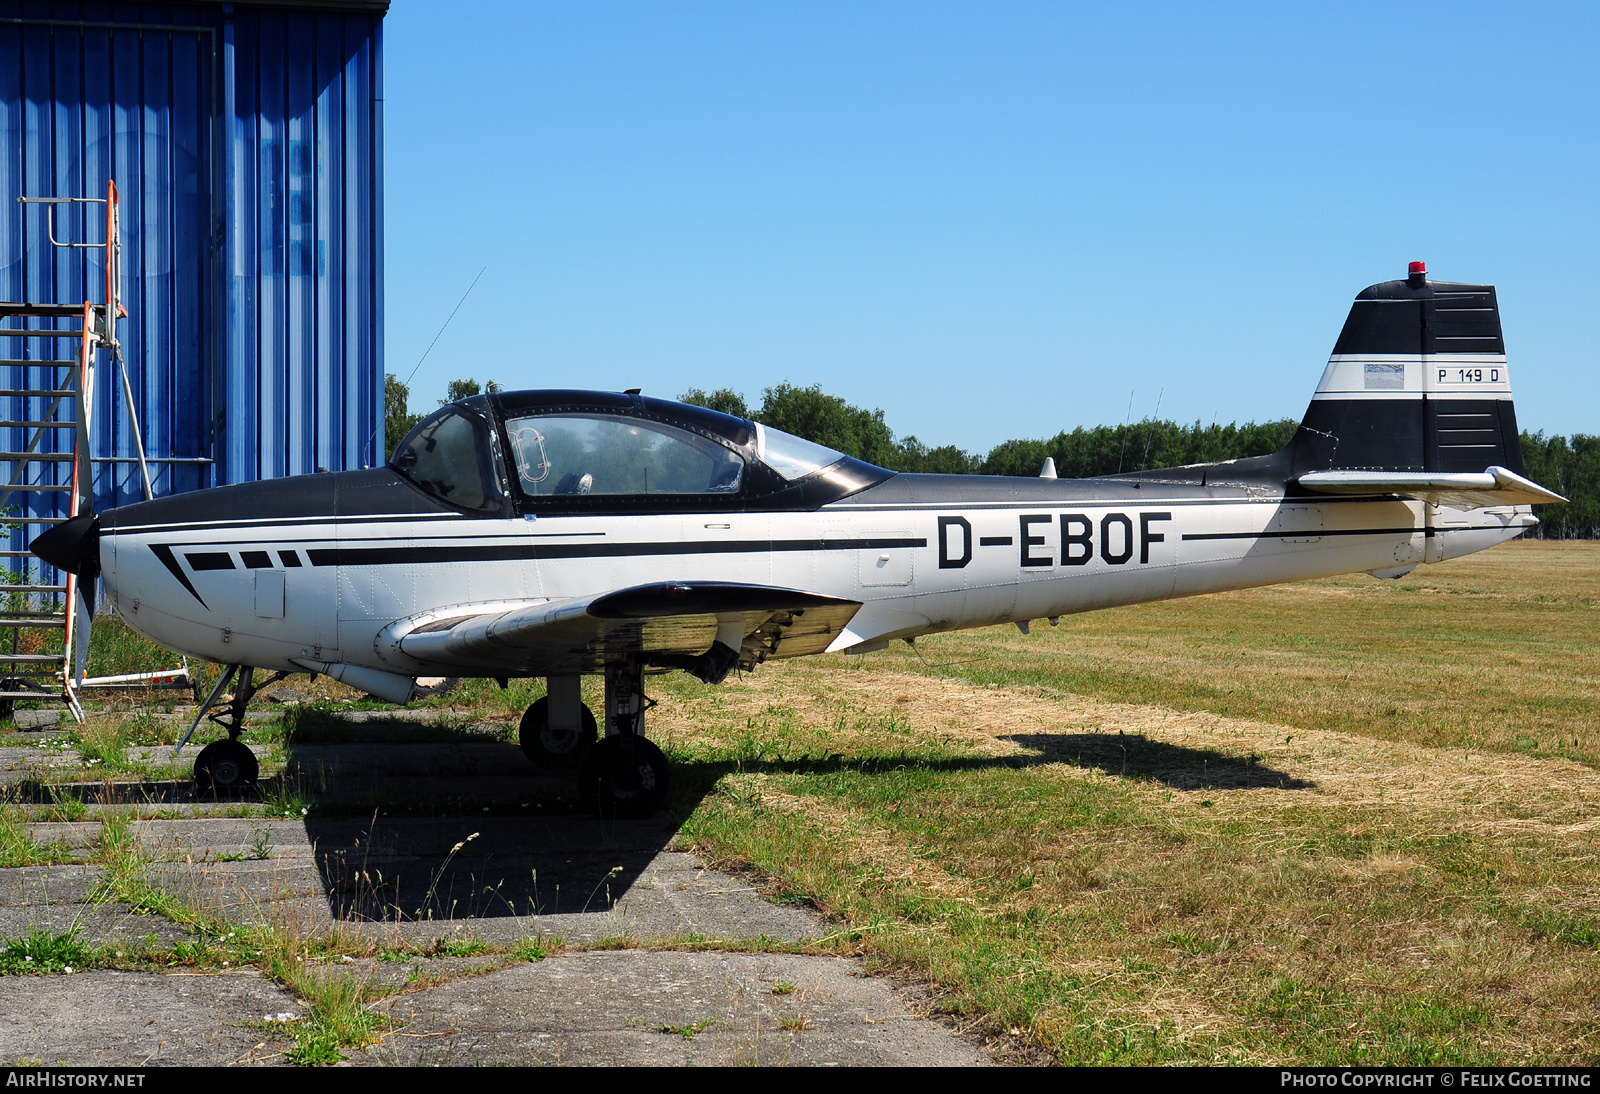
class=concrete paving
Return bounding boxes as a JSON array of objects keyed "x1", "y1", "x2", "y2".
[
  {"x1": 359, "y1": 951, "x2": 988, "y2": 1067},
  {"x1": 0, "y1": 863, "x2": 190, "y2": 948},
  {"x1": 128, "y1": 815, "x2": 824, "y2": 944},
  {"x1": 0, "y1": 727, "x2": 993, "y2": 1067},
  {"x1": 0, "y1": 969, "x2": 301, "y2": 1066}
]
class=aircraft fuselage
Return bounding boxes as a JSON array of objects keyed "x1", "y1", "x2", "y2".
[{"x1": 97, "y1": 465, "x2": 1531, "y2": 681}]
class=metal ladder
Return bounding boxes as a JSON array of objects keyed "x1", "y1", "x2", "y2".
[
  {"x1": 0, "y1": 181, "x2": 181, "y2": 722},
  {"x1": 0, "y1": 310, "x2": 94, "y2": 719}
]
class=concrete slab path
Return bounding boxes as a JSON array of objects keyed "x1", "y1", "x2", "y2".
[{"x1": 0, "y1": 731, "x2": 992, "y2": 1067}]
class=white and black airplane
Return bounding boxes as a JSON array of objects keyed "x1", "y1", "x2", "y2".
[{"x1": 32, "y1": 263, "x2": 1564, "y2": 815}]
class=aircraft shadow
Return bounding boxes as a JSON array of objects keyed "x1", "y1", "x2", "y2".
[
  {"x1": 10, "y1": 723, "x2": 1306, "y2": 924},
  {"x1": 1002, "y1": 731, "x2": 1312, "y2": 790},
  {"x1": 304, "y1": 813, "x2": 685, "y2": 923},
  {"x1": 290, "y1": 725, "x2": 1307, "y2": 922}
]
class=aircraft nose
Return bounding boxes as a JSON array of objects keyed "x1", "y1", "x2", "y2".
[{"x1": 31, "y1": 514, "x2": 101, "y2": 578}]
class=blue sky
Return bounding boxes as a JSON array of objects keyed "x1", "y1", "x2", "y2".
[{"x1": 384, "y1": 2, "x2": 1598, "y2": 453}]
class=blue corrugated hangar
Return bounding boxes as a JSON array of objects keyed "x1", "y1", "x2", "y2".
[{"x1": 1, "y1": 0, "x2": 388, "y2": 518}]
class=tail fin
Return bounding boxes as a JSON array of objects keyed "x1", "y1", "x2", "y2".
[
  {"x1": 1287, "y1": 262, "x2": 1524, "y2": 476},
  {"x1": 1287, "y1": 263, "x2": 1565, "y2": 509}
]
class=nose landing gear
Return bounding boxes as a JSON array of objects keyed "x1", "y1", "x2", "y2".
[
  {"x1": 175, "y1": 664, "x2": 287, "y2": 797},
  {"x1": 193, "y1": 737, "x2": 259, "y2": 795}
]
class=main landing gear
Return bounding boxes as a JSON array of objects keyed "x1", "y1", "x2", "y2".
[
  {"x1": 175, "y1": 665, "x2": 287, "y2": 797},
  {"x1": 517, "y1": 657, "x2": 671, "y2": 819},
  {"x1": 174, "y1": 660, "x2": 669, "y2": 816}
]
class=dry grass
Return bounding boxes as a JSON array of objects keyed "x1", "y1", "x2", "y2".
[
  {"x1": 893, "y1": 540, "x2": 1600, "y2": 763},
  {"x1": 662, "y1": 541, "x2": 1600, "y2": 1064}
]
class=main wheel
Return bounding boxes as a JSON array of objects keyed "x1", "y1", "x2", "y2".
[
  {"x1": 194, "y1": 738, "x2": 259, "y2": 796},
  {"x1": 579, "y1": 735, "x2": 671, "y2": 819},
  {"x1": 519, "y1": 696, "x2": 598, "y2": 773}
]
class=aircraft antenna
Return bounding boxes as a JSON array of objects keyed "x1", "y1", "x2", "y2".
[
  {"x1": 362, "y1": 265, "x2": 488, "y2": 467},
  {"x1": 1116, "y1": 389, "x2": 1135, "y2": 473},
  {"x1": 1140, "y1": 388, "x2": 1164, "y2": 470},
  {"x1": 904, "y1": 637, "x2": 985, "y2": 670},
  {"x1": 405, "y1": 265, "x2": 487, "y2": 389}
]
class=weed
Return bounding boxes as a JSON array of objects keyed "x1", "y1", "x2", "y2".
[
  {"x1": 581, "y1": 865, "x2": 624, "y2": 914},
  {"x1": 96, "y1": 811, "x2": 197, "y2": 924},
  {"x1": 510, "y1": 938, "x2": 551, "y2": 963},
  {"x1": 778, "y1": 1014, "x2": 812, "y2": 1032},
  {"x1": 44, "y1": 787, "x2": 87, "y2": 822},
  {"x1": 770, "y1": 978, "x2": 796, "y2": 995},
  {"x1": 414, "y1": 831, "x2": 479, "y2": 920},
  {"x1": 431, "y1": 939, "x2": 488, "y2": 958},
  {"x1": 0, "y1": 808, "x2": 76, "y2": 867},
  {"x1": 250, "y1": 828, "x2": 273, "y2": 861},
  {"x1": 73, "y1": 732, "x2": 125, "y2": 770},
  {"x1": 283, "y1": 975, "x2": 384, "y2": 1066},
  {"x1": 241, "y1": 928, "x2": 388, "y2": 1065},
  {"x1": 0, "y1": 928, "x2": 89, "y2": 975},
  {"x1": 261, "y1": 782, "x2": 312, "y2": 819},
  {"x1": 660, "y1": 1018, "x2": 715, "y2": 1040}
]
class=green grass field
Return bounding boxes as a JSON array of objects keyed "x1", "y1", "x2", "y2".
[{"x1": 650, "y1": 541, "x2": 1600, "y2": 1064}]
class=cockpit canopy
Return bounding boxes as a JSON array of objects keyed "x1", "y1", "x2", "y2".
[
  {"x1": 389, "y1": 403, "x2": 504, "y2": 513},
  {"x1": 389, "y1": 390, "x2": 890, "y2": 515},
  {"x1": 507, "y1": 414, "x2": 745, "y2": 498}
]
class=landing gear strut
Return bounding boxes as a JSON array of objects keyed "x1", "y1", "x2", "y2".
[
  {"x1": 518, "y1": 675, "x2": 597, "y2": 773},
  {"x1": 175, "y1": 665, "x2": 286, "y2": 796},
  {"x1": 581, "y1": 657, "x2": 670, "y2": 818},
  {"x1": 516, "y1": 658, "x2": 671, "y2": 818}
]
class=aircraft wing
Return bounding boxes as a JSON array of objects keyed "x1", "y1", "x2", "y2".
[
  {"x1": 1296, "y1": 465, "x2": 1566, "y2": 510},
  {"x1": 385, "y1": 581, "x2": 863, "y2": 676}
]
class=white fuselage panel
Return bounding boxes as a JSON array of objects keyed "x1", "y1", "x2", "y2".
[{"x1": 99, "y1": 493, "x2": 1532, "y2": 678}]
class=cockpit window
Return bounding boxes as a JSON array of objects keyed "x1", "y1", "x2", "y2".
[
  {"x1": 390, "y1": 406, "x2": 504, "y2": 512},
  {"x1": 754, "y1": 422, "x2": 848, "y2": 482},
  {"x1": 506, "y1": 414, "x2": 745, "y2": 497}
]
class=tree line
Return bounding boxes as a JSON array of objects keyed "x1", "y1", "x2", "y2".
[
  {"x1": 1518, "y1": 433, "x2": 1600, "y2": 539},
  {"x1": 383, "y1": 375, "x2": 1597, "y2": 537},
  {"x1": 679, "y1": 384, "x2": 1303, "y2": 477}
]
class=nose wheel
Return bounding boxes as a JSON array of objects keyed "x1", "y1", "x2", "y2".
[
  {"x1": 174, "y1": 665, "x2": 286, "y2": 798},
  {"x1": 193, "y1": 738, "x2": 259, "y2": 795}
]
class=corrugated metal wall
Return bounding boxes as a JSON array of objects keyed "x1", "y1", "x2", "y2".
[
  {"x1": 0, "y1": 0, "x2": 383, "y2": 525},
  {"x1": 222, "y1": 2, "x2": 383, "y2": 484}
]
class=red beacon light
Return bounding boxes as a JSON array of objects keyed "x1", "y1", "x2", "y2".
[{"x1": 1407, "y1": 260, "x2": 1427, "y2": 287}]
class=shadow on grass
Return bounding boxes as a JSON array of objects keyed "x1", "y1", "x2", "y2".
[
  {"x1": 1005, "y1": 732, "x2": 1313, "y2": 790},
  {"x1": 321, "y1": 733, "x2": 1305, "y2": 923},
  {"x1": 669, "y1": 731, "x2": 1312, "y2": 797}
]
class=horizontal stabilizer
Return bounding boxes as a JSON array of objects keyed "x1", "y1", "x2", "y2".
[{"x1": 1297, "y1": 465, "x2": 1566, "y2": 510}]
